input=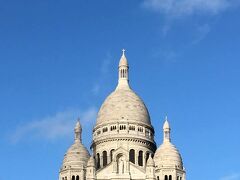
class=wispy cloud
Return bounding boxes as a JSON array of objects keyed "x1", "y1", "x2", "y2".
[
  {"x1": 143, "y1": 0, "x2": 239, "y2": 17},
  {"x1": 192, "y1": 23, "x2": 211, "y2": 44},
  {"x1": 91, "y1": 53, "x2": 112, "y2": 95},
  {"x1": 220, "y1": 173, "x2": 240, "y2": 180},
  {"x1": 10, "y1": 107, "x2": 97, "y2": 143}
]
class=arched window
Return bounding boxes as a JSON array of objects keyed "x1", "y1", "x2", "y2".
[
  {"x1": 177, "y1": 176, "x2": 179, "y2": 180},
  {"x1": 129, "y1": 149, "x2": 135, "y2": 164},
  {"x1": 138, "y1": 150, "x2": 143, "y2": 166},
  {"x1": 103, "y1": 151, "x2": 107, "y2": 166},
  {"x1": 72, "y1": 176, "x2": 75, "y2": 180},
  {"x1": 96, "y1": 153, "x2": 100, "y2": 169},
  {"x1": 169, "y1": 175, "x2": 172, "y2": 180},
  {"x1": 65, "y1": 177, "x2": 67, "y2": 180},
  {"x1": 164, "y1": 175, "x2": 168, "y2": 180},
  {"x1": 157, "y1": 176, "x2": 160, "y2": 180},
  {"x1": 103, "y1": 127, "x2": 108, "y2": 133},
  {"x1": 110, "y1": 149, "x2": 115, "y2": 162},
  {"x1": 76, "y1": 176, "x2": 79, "y2": 180}
]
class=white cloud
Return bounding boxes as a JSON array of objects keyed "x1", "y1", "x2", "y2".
[
  {"x1": 91, "y1": 53, "x2": 112, "y2": 95},
  {"x1": 192, "y1": 23, "x2": 211, "y2": 44},
  {"x1": 10, "y1": 107, "x2": 97, "y2": 143},
  {"x1": 143, "y1": 0, "x2": 239, "y2": 17},
  {"x1": 220, "y1": 173, "x2": 240, "y2": 180}
]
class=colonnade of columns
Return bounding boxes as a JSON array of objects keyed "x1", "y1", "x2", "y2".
[{"x1": 96, "y1": 149, "x2": 152, "y2": 170}]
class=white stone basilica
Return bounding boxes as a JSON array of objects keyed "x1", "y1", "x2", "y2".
[{"x1": 59, "y1": 51, "x2": 186, "y2": 180}]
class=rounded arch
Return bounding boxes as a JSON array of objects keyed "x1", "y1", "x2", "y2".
[
  {"x1": 76, "y1": 176, "x2": 79, "y2": 180},
  {"x1": 72, "y1": 176, "x2": 75, "y2": 180},
  {"x1": 116, "y1": 153, "x2": 126, "y2": 174},
  {"x1": 112, "y1": 150, "x2": 128, "y2": 162},
  {"x1": 165, "y1": 175, "x2": 168, "y2": 180}
]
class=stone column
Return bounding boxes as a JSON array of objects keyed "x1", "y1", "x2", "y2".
[
  {"x1": 100, "y1": 155, "x2": 103, "y2": 168},
  {"x1": 143, "y1": 153, "x2": 146, "y2": 167},
  {"x1": 135, "y1": 151, "x2": 138, "y2": 165},
  {"x1": 113, "y1": 160, "x2": 117, "y2": 173}
]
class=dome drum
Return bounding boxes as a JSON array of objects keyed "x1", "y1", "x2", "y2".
[{"x1": 92, "y1": 122, "x2": 155, "y2": 143}]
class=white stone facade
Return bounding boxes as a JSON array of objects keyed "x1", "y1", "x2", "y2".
[{"x1": 59, "y1": 50, "x2": 186, "y2": 180}]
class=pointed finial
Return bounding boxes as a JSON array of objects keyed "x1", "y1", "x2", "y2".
[
  {"x1": 74, "y1": 118, "x2": 82, "y2": 142},
  {"x1": 122, "y1": 49, "x2": 126, "y2": 56},
  {"x1": 163, "y1": 116, "x2": 171, "y2": 142},
  {"x1": 146, "y1": 155, "x2": 155, "y2": 167},
  {"x1": 163, "y1": 116, "x2": 170, "y2": 129},
  {"x1": 117, "y1": 49, "x2": 130, "y2": 89}
]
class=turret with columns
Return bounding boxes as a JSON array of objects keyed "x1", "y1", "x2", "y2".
[
  {"x1": 59, "y1": 119, "x2": 90, "y2": 180},
  {"x1": 154, "y1": 117, "x2": 186, "y2": 180}
]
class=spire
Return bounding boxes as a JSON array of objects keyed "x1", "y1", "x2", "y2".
[
  {"x1": 117, "y1": 49, "x2": 130, "y2": 89},
  {"x1": 74, "y1": 118, "x2": 82, "y2": 143},
  {"x1": 163, "y1": 116, "x2": 171, "y2": 142},
  {"x1": 146, "y1": 155, "x2": 155, "y2": 167}
]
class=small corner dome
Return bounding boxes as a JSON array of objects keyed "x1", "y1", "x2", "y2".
[
  {"x1": 62, "y1": 142, "x2": 90, "y2": 168},
  {"x1": 154, "y1": 142, "x2": 183, "y2": 169}
]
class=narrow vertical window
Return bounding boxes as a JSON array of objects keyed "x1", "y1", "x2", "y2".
[
  {"x1": 110, "y1": 149, "x2": 115, "y2": 162},
  {"x1": 103, "y1": 151, "x2": 107, "y2": 166},
  {"x1": 72, "y1": 176, "x2": 75, "y2": 180},
  {"x1": 97, "y1": 153, "x2": 100, "y2": 169},
  {"x1": 76, "y1": 176, "x2": 79, "y2": 180},
  {"x1": 164, "y1": 175, "x2": 168, "y2": 180},
  {"x1": 129, "y1": 149, "x2": 135, "y2": 164},
  {"x1": 138, "y1": 150, "x2": 143, "y2": 166}
]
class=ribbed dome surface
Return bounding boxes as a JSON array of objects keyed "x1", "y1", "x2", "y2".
[
  {"x1": 154, "y1": 141, "x2": 183, "y2": 168},
  {"x1": 62, "y1": 142, "x2": 90, "y2": 168},
  {"x1": 96, "y1": 88, "x2": 151, "y2": 126}
]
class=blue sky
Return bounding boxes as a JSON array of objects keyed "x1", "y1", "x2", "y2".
[{"x1": 0, "y1": 0, "x2": 240, "y2": 179}]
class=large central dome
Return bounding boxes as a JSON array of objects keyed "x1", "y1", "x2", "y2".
[
  {"x1": 96, "y1": 87, "x2": 151, "y2": 126},
  {"x1": 95, "y1": 50, "x2": 152, "y2": 128}
]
